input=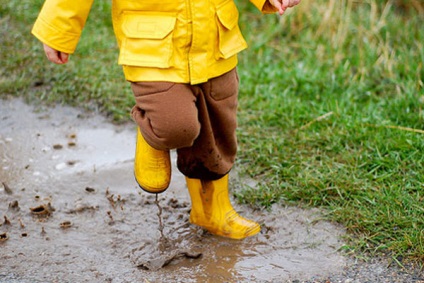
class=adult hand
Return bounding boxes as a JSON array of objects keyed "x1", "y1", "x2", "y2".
[
  {"x1": 269, "y1": 0, "x2": 301, "y2": 15},
  {"x1": 43, "y1": 43, "x2": 69, "y2": 64}
]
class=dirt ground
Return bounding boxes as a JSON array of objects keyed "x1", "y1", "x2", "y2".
[{"x1": 0, "y1": 98, "x2": 421, "y2": 283}]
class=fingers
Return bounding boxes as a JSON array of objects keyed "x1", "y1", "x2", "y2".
[
  {"x1": 269, "y1": 0, "x2": 300, "y2": 15},
  {"x1": 58, "y1": 52, "x2": 69, "y2": 64},
  {"x1": 282, "y1": 0, "x2": 301, "y2": 9},
  {"x1": 43, "y1": 43, "x2": 69, "y2": 64},
  {"x1": 290, "y1": 0, "x2": 301, "y2": 7},
  {"x1": 268, "y1": 0, "x2": 285, "y2": 15},
  {"x1": 278, "y1": 4, "x2": 287, "y2": 15}
]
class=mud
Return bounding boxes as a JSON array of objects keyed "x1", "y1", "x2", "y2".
[{"x1": 0, "y1": 98, "x2": 347, "y2": 282}]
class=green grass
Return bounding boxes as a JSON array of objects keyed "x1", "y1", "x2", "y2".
[
  {"x1": 0, "y1": 0, "x2": 133, "y2": 121},
  {"x1": 1, "y1": 0, "x2": 423, "y2": 264},
  {"x1": 236, "y1": 0, "x2": 424, "y2": 263}
]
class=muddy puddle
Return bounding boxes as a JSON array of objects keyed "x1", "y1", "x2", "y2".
[{"x1": 0, "y1": 98, "x2": 346, "y2": 282}]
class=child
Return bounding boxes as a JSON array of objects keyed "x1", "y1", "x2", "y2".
[{"x1": 32, "y1": 0, "x2": 301, "y2": 240}]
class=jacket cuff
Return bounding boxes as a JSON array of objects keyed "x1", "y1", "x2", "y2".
[
  {"x1": 250, "y1": 0, "x2": 278, "y2": 14},
  {"x1": 32, "y1": 17, "x2": 80, "y2": 54}
]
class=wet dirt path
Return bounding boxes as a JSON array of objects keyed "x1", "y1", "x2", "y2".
[{"x1": 0, "y1": 98, "x2": 346, "y2": 282}]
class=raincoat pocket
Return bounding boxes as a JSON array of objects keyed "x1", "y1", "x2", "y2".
[
  {"x1": 118, "y1": 12, "x2": 177, "y2": 68},
  {"x1": 215, "y1": 0, "x2": 247, "y2": 59}
]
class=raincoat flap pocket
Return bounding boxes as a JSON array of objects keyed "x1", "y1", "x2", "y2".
[
  {"x1": 215, "y1": 0, "x2": 247, "y2": 59},
  {"x1": 216, "y1": 0, "x2": 239, "y2": 30},
  {"x1": 119, "y1": 12, "x2": 177, "y2": 68},
  {"x1": 122, "y1": 13, "x2": 176, "y2": 39}
]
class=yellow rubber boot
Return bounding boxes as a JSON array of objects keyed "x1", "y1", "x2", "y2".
[
  {"x1": 186, "y1": 174, "x2": 261, "y2": 239},
  {"x1": 134, "y1": 128, "x2": 171, "y2": 194}
]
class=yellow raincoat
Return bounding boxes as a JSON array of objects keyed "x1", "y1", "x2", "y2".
[{"x1": 32, "y1": 0, "x2": 276, "y2": 84}]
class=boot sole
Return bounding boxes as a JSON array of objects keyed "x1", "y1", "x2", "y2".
[{"x1": 134, "y1": 173, "x2": 170, "y2": 194}]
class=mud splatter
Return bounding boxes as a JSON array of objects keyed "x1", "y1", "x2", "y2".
[
  {"x1": 0, "y1": 232, "x2": 9, "y2": 242},
  {"x1": 128, "y1": 194, "x2": 203, "y2": 271},
  {"x1": 3, "y1": 215, "x2": 11, "y2": 225},
  {"x1": 29, "y1": 203, "x2": 54, "y2": 217},
  {"x1": 135, "y1": 248, "x2": 202, "y2": 271},
  {"x1": 8, "y1": 200, "x2": 20, "y2": 211},
  {"x1": 59, "y1": 220, "x2": 73, "y2": 229},
  {"x1": 2, "y1": 182, "x2": 13, "y2": 195},
  {"x1": 155, "y1": 194, "x2": 166, "y2": 245},
  {"x1": 85, "y1": 187, "x2": 96, "y2": 193}
]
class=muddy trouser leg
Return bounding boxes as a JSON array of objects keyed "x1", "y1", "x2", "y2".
[
  {"x1": 130, "y1": 82, "x2": 201, "y2": 151},
  {"x1": 130, "y1": 68, "x2": 239, "y2": 180},
  {"x1": 177, "y1": 69, "x2": 239, "y2": 180},
  {"x1": 178, "y1": 70, "x2": 260, "y2": 239}
]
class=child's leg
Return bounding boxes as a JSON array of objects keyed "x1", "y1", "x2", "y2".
[
  {"x1": 177, "y1": 68, "x2": 261, "y2": 239},
  {"x1": 131, "y1": 82, "x2": 201, "y2": 150},
  {"x1": 176, "y1": 68, "x2": 239, "y2": 180},
  {"x1": 130, "y1": 81, "x2": 201, "y2": 193}
]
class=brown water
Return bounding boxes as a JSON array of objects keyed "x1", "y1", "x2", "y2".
[{"x1": 0, "y1": 98, "x2": 346, "y2": 282}]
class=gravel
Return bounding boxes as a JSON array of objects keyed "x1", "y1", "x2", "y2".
[{"x1": 302, "y1": 257, "x2": 424, "y2": 283}]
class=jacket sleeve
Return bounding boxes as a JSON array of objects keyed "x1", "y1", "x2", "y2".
[
  {"x1": 31, "y1": 0, "x2": 94, "y2": 54},
  {"x1": 250, "y1": 0, "x2": 278, "y2": 14}
]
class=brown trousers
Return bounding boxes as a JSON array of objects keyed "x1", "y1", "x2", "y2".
[{"x1": 130, "y1": 68, "x2": 239, "y2": 180}]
